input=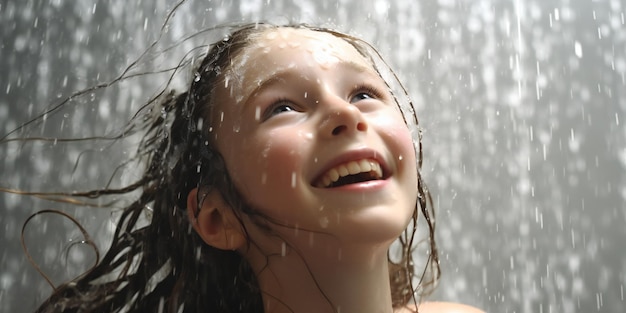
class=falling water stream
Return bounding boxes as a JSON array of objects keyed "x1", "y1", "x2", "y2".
[{"x1": 1, "y1": 1, "x2": 625, "y2": 312}]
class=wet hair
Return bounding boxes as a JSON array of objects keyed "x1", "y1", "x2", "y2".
[{"x1": 12, "y1": 22, "x2": 439, "y2": 313}]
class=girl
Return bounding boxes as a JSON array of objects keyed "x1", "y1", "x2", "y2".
[{"x1": 15, "y1": 23, "x2": 482, "y2": 313}]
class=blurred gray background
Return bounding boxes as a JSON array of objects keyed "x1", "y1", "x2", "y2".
[{"x1": 1, "y1": 0, "x2": 624, "y2": 312}]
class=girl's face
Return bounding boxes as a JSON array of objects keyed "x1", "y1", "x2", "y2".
[{"x1": 211, "y1": 28, "x2": 418, "y2": 245}]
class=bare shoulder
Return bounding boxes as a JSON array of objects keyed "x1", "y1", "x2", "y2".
[{"x1": 396, "y1": 302, "x2": 485, "y2": 313}]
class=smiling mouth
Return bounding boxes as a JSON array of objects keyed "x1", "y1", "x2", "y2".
[{"x1": 314, "y1": 159, "x2": 384, "y2": 188}]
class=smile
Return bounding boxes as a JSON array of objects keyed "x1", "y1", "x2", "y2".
[{"x1": 314, "y1": 159, "x2": 384, "y2": 188}]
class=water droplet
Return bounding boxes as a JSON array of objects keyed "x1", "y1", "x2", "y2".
[
  {"x1": 291, "y1": 172, "x2": 297, "y2": 188},
  {"x1": 574, "y1": 41, "x2": 583, "y2": 58},
  {"x1": 319, "y1": 216, "x2": 329, "y2": 228},
  {"x1": 266, "y1": 31, "x2": 278, "y2": 40},
  {"x1": 196, "y1": 118, "x2": 203, "y2": 131},
  {"x1": 281, "y1": 242, "x2": 287, "y2": 256},
  {"x1": 554, "y1": 8, "x2": 560, "y2": 20}
]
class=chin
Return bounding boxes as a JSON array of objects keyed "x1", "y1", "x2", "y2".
[{"x1": 326, "y1": 203, "x2": 414, "y2": 246}]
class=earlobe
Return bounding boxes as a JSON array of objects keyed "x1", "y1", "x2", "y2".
[{"x1": 187, "y1": 188, "x2": 246, "y2": 251}]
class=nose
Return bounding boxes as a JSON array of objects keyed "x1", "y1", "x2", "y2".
[{"x1": 319, "y1": 96, "x2": 368, "y2": 138}]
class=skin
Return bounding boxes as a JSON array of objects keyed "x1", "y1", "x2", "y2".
[
  {"x1": 216, "y1": 28, "x2": 418, "y2": 248},
  {"x1": 187, "y1": 27, "x2": 483, "y2": 313}
]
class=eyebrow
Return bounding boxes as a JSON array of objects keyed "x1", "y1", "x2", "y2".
[{"x1": 241, "y1": 60, "x2": 376, "y2": 107}]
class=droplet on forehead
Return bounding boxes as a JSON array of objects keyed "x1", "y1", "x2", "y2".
[
  {"x1": 265, "y1": 31, "x2": 278, "y2": 40},
  {"x1": 312, "y1": 47, "x2": 340, "y2": 68}
]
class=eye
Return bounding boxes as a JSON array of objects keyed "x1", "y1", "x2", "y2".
[
  {"x1": 350, "y1": 92, "x2": 374, "y2": 102},
  {"x1": 263, "y1": 99, "x2": 298, "y2": 120},
  {"x1": 350, "y1": 85, "x2": 382, "y2": 103}
]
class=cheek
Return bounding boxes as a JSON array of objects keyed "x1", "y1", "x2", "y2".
[
  {"x1": 377, "y1": 111, "x2": 417, "y2": 163},
  {"x1": 227, "y1": 128, "x2": 311, "y2": 211}
]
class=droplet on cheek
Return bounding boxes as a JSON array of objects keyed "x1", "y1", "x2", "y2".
[
  {"x1": 398, "y1": 155, "x2": 403, "y2": 161},
  {"x1": 281, "y1": 242, "x2": 287, "y2": 257},
  {"x1": 291, "y1": 172, "x2": 297, "y2": 188},
  {"x1": 262, "y1": 145, "x2": 270, "y2": 158},
  {"x1": 297, "y1": 130, "x2": 313, "y2": 140},
  {"x1": 319, "y1": 216, "x2": 329, "y2": 228}
]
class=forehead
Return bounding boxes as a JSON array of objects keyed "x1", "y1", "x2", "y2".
[
  {"x1": 249, "y1": 27, "x2": 369, "y2": 65},
  {"x1": 223, "y1": 27, "x2": 376, "y2": 101}
]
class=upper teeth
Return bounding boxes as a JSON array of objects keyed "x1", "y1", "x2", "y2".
[{"x1": 316, "y1": 159, "x2": 383, "y2": 188}]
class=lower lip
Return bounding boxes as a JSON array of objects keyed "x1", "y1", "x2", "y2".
[{"x1": 323, "y1": 179, "x2": 388, "y2": 192}]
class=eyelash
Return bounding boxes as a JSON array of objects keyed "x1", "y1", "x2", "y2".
[{"x1": 351, "y1": 84, "x2": 383, "y2": 102}]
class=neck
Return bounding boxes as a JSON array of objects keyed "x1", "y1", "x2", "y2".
[{"x1": 244, "y1": 232, "x2": 395, "y2": 313}]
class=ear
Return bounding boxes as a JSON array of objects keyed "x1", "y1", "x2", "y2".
[{"x1": 187, "y1": 187, "x2": 246, "y2": 251}]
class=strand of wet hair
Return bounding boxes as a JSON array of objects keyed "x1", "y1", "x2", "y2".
[
  {"x1": 21, "y1": 209, "x2": 101, "y2": 289},
  {"x1": 0, "y1": 0, "x2": 189, "y2": 143}
]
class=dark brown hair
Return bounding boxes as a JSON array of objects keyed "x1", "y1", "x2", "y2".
[{"x1": 9, "y1": 22, "x2": 439, "y2": 313}]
